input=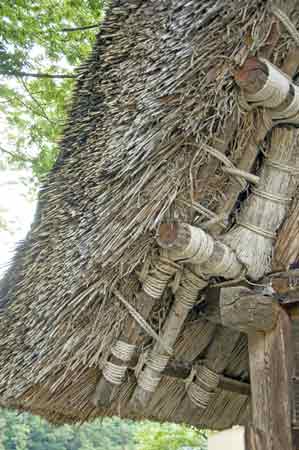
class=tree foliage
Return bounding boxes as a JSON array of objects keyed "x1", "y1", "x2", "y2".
[
  {"x1": 0, "y1": 409, "x2": 138, "y2": 450},
  {"x1": 0, "y1": 409, "x2": 208, "y2": 450},
  {"x1": 135, "y1": 422, "x2": 207, "y2": 450},
  {"x1": 0, "y1": 0, "x2": 103, "y2": 179}
]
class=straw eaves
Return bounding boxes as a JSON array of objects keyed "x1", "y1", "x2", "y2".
[{"x1": 0, "y1": 0, "x2": 298, "y2": 428}]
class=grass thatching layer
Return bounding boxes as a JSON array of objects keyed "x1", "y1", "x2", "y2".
[{"x1": 0, "y1": 0, "x2": 298, "y2": 428}]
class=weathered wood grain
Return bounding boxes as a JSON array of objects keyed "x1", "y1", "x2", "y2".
[
  {"x1": 248, "y1": 308, "x2": 293, "y2": 450},
  {"x1": 220, "y1": 287, "x2": 279, "y2": 333}
]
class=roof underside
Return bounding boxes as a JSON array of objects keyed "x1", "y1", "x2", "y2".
[{"x1": 0, "y1": 0, "x2": 298, "y2": 428}]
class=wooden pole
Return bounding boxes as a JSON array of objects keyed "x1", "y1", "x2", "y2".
[{"x1": 247, "y1": 307, "x2": 293, "y2": 450}]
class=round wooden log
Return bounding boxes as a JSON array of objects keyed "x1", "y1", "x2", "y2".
[
  {"x1": 157, "y1": 223, "x2": 243, "y2": 279},
  {"x1": 220, "y1": 287, "x2": 279, "y2": 333},
  {"x1": 234, "y1": 57, "x2": 268, "y2": 95},
  {"x1": 129, "y1": 267, "x2": 207, "y2": 412}
]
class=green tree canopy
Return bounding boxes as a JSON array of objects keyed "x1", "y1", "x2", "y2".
[
  {"x1": 135, "y1": 422, "x2": 207, "y2": 450},
  {"x1": 0, "y1": 0, "x2": 103, "y2": 179}
]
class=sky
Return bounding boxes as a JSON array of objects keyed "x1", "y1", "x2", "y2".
[
  {"x1": 0, "y1": 169, "x2": 36, "y2": 275},
  {"x1": 0, "y1": 111, "x2": 36, "y2": 276}
]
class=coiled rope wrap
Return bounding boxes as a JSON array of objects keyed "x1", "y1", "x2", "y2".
[
  {"x1": 176, "y1": 268, "x2": 207, "y2": 309},
  {"x1": 143, "y1": 257, "x2": 179, "y2": 299},
  {"x1": 136, "y1": 269, "x2": 207, "y2": 393},
  {"x1": 102, "y1": 341, "x2": 137, "y2": 385},
  {"x1": 187, "y1": 365, "x2": 219, "y2": 409},
  {"x1": 111, "y1": 340, "x2": 137, "y2": 362},
  {"x1": 147, "y1": 353, "x2": 169, "y2": 373},
  {"x1": 103, "y1": 362, "x2": 127, "y2": 385},
  {"x1": 138, "y1": 369, "x2": 161, "y2": 393},
  {"x1": 137, "y1": 353, "x2": 170, "y2": 392},
  {"x1": 237, "y1": 220, "x2": 276, "y2": 240}
]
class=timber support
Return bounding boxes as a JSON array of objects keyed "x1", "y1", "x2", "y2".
[
  {"x1": 247, "y1": 307, "x2": 293, "y2": 450},
  {"x1": 220, "y1": 287, "x2": 280, "y2": 333}
]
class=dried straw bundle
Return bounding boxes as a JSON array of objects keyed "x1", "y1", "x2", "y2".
[{"x1": 0, "y1": 0, "x2": 298, "y2": 429}]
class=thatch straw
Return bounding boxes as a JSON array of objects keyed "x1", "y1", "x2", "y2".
[{"x1": 0, "y1": 0, "x2": 298, "y2": 430}]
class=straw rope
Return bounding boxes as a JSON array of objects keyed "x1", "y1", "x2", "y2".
[
  {"x1": 147, "y1": 353, "x2": 169, "y2": 372},
  {"x1": 176, "y1": 269, "x2": 207, "y2": 309},
  {"x1": 186, "y1": 365, "x2": 219, "y2": 409},
  {"x1": 266, "y1": 158, "x2": 299, "y2": 175},
  {"x1": 171, "y1": 226, "x2": 214, "y2": 264},
  {"x1": 138, "y1": 370, "x2": 161, "y2": 392},
  {"x1": 252, "y1": 187, "x2": 292, "y2": 205},
  {"x1": 111, "y1": 341, "x2": 137, "y2": 362},
  {"x1": 143, "y1": 257, "x2": 179, "y2": 299},
  {"x1": 102, "y1": 362, "x2": 127, "y2": 385},
  {"x1": 236, "y1": 220, "x2": 276, "y2": 240}
]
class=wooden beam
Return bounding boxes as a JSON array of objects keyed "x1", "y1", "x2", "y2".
[
  {"x1": 248, "y1": 307, "x2": 293, "y2": 450},
  {"x1": 220, "y1": 287, "x2": 280, "y2": 333},
  {"x1": 129, "y1": 267, "x2": 207, "y2": 412},
  {"x1": 158, "y1": 223, "x2": 243, "y2": 279},
  {"x1": 122, "y1": 358, "x2": 251, "y2": 396}
]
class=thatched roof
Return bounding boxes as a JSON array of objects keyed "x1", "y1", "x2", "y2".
[{"x1": 1, "y1": 0, "x2": 299, "y2": 428}]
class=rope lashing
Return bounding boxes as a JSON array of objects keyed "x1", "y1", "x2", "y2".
[
  {"x1": 252, "y1": 187, "x2": 292, "y2": 205},
  {"x1": 186, "y1": 365, "x2": 219, "y2": 409},
  {"x1": 111, "y1": 340, "x2": 137, "y2": 362},
  {"x1": 114, "y1": 290, "x2": 173, "y2": 356},
  {"x1": 237, "y1": 220, "x2": 276, "y2": 240},
  {"x1": 135, "y1": 268, "x2": 207, "y2": 395},
  {"x1": 265, "y1": 158, "x2": 299, "y2": 176},
  {"x1": 138, "y1": 369, "x2": 161, "y2": 392},
  {"x1": 103, "y1": 361, "x2": 127, "y2": 385},
  {"x1": 176, "y1": 268, "x2": 207, "y2": 309},
  {"x1": 147, "y1": 352, "x2": 169, "y2": 372},
  {"x1": 143, "y1": 257, "x2": 179, "y2": 299}
]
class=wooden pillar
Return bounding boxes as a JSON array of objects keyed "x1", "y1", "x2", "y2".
[{"x1": 247, "y1": 307, "x2": 293, "y2": 450}]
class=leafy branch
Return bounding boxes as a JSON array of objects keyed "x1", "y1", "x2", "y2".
[{"x1": 0, "y1": 71, "x2": 77, "y2": 79}]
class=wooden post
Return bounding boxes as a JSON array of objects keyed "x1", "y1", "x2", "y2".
[{"x1": 247, "y1": 307, "x2": 293, "y2": 450}]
